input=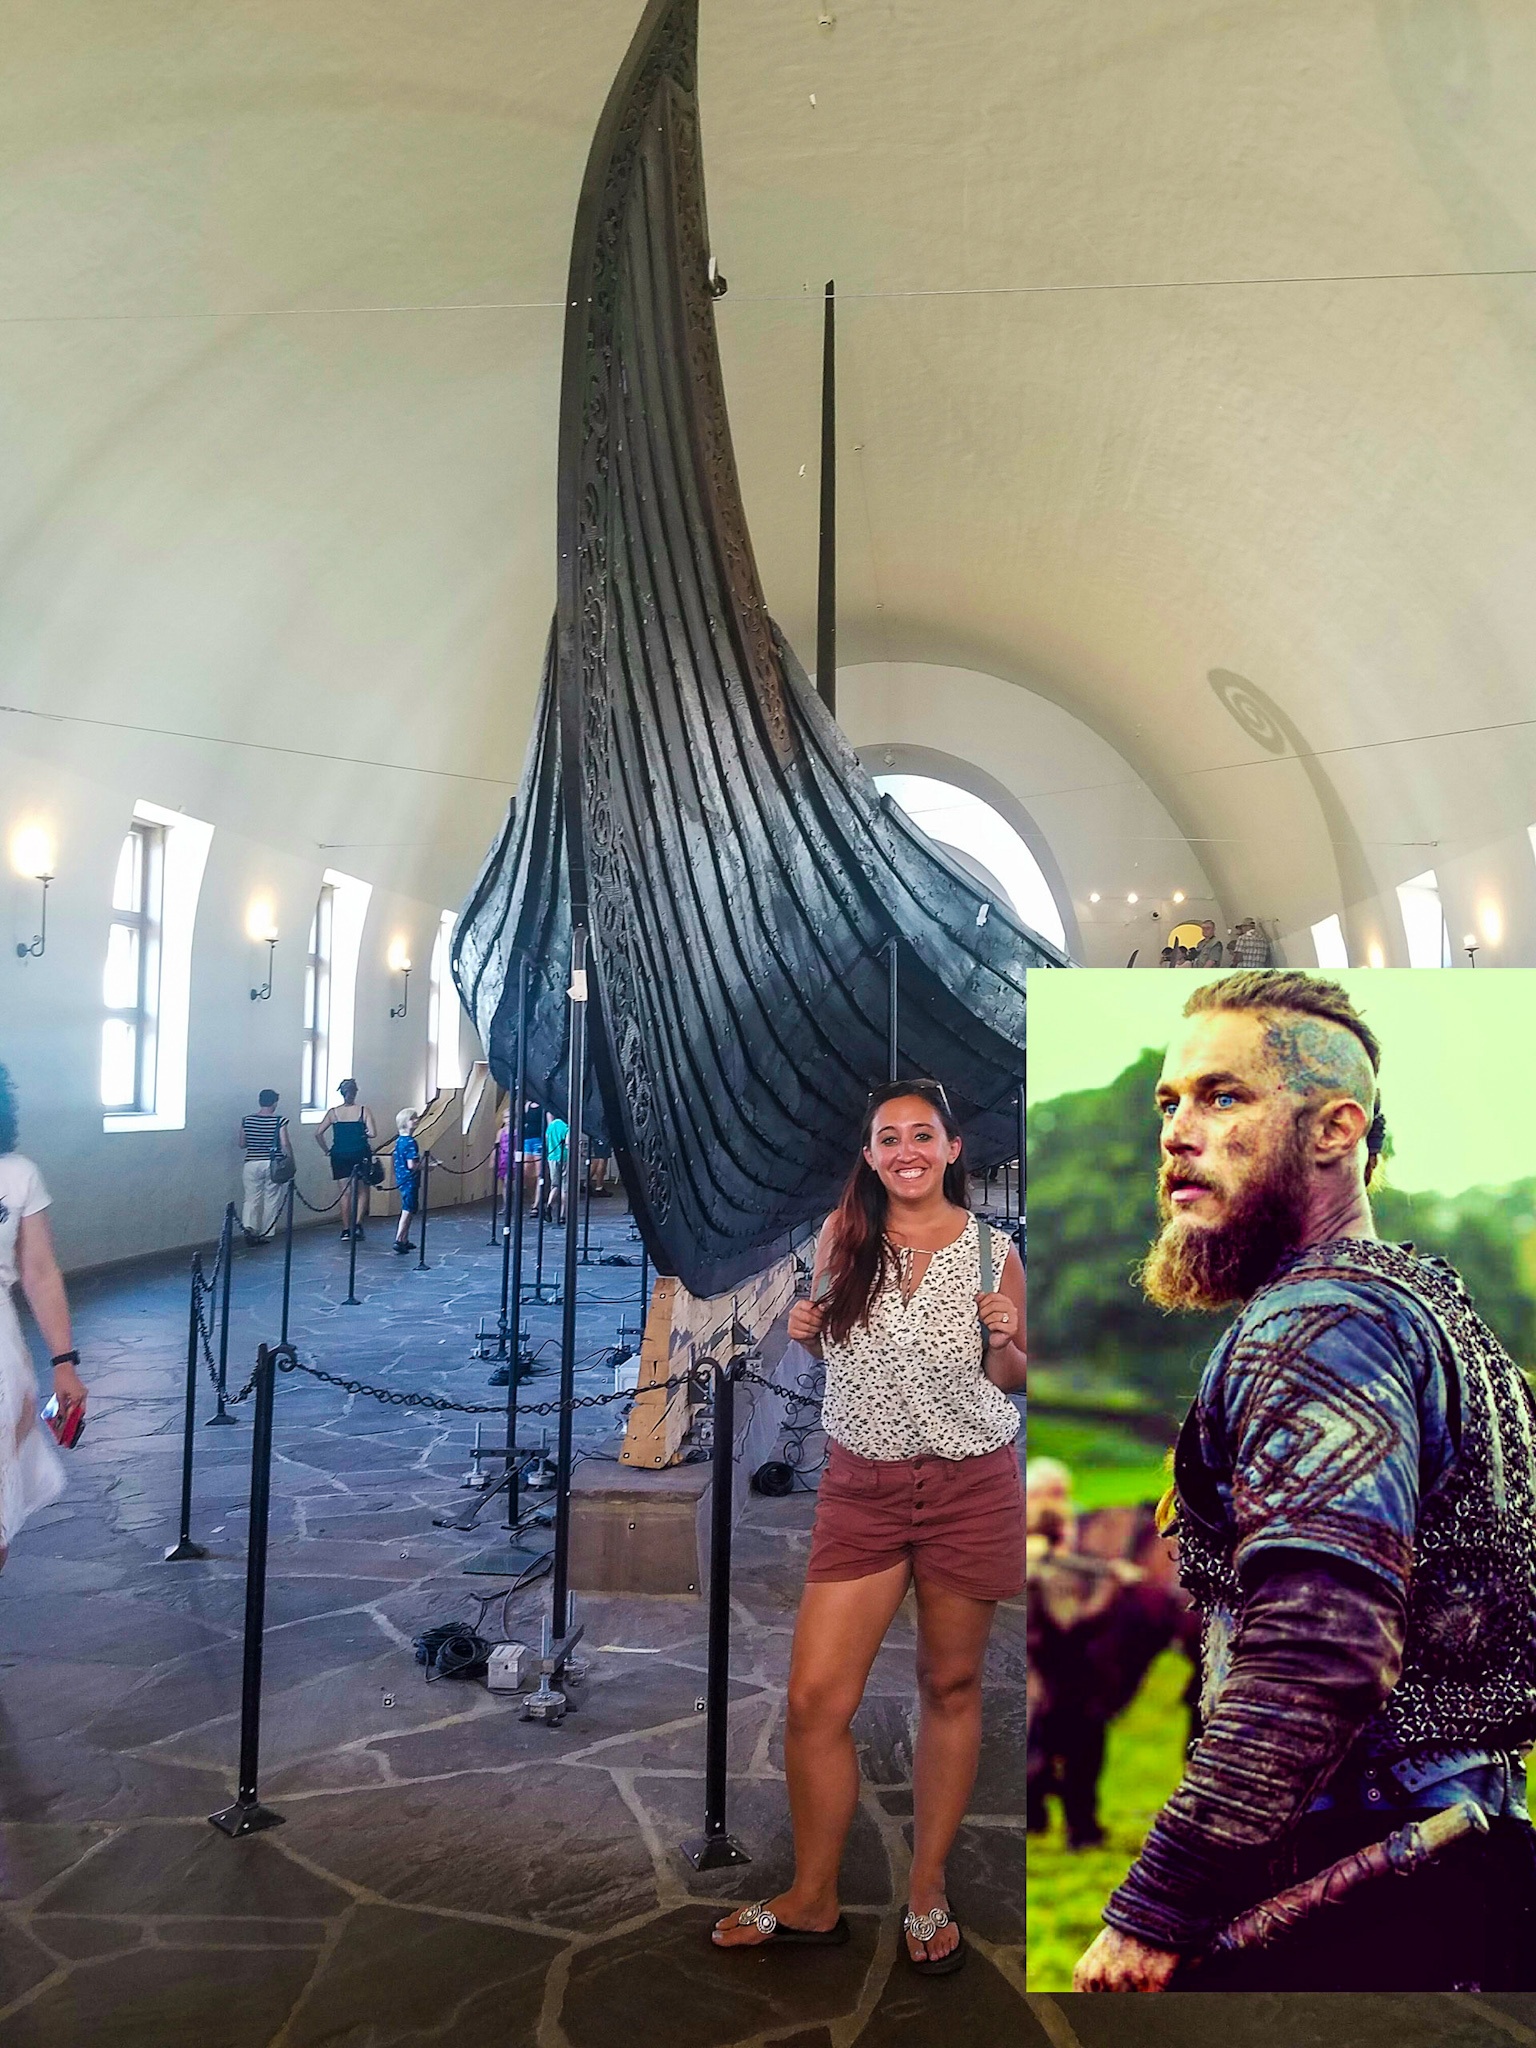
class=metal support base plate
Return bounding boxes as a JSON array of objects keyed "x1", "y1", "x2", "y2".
[
  {"x1": 163, "y1": 1539, "x2": 210, "y2": 1562},
  {"x1": 204, "y1": 1412, "x2": 240, "y2": 1427},
  {"x1": 681, "y1": 1831, "x2": 752, "y2": 1870},
  {"x1": 461, "y1": 1542, "x2": 552, "y2": 1579},
  {"x1": 208, "y1": 1800, "x2": 285, "y2": 1838}
]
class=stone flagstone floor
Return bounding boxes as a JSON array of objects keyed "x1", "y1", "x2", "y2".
[{"x1": 0, "y1": 1197, "x2": 1028, "y2": 2045}]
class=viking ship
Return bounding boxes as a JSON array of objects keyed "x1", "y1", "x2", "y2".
[{"x1": 454, "y1": 0, "x2": 1070, "y2": 1297}]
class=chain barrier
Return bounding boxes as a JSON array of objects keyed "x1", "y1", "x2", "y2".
[
  {"x1": 192, "y1": 1263, "x2": 223, "y2": 1395},
  {"x1": 275, "y1": 1351, "x2": 706, "y2": 1417},
  {"x1": 423, "y1": 1146, "x2": 499, "y2": 1179},
  {"x1": 292, "y1": 1181, "x2": 347, "y2": 1214}
]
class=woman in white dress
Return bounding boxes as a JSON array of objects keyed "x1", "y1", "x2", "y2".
[{"x1": 0, "y1": 1067, "x2": 86, "y2": 1567}]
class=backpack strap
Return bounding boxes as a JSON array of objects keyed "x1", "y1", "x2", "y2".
[{"x1": 977, "y1": 1218, "x2": 996, "y2": 1295}]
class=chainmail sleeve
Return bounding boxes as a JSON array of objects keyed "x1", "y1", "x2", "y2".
[
  {"x1": 1103, "y1": 1554, "x2": 1405, "y2": 1951},
  {"x1": 1103, "y1": 1271, "x2": 1450, "y2": 1951}
]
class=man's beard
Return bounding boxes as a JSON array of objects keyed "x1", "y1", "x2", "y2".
[{"x1": 1138, "y1": 1123, "x2": 1310, "y2": 1311}]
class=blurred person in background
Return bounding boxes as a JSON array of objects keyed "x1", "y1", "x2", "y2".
[
  {"x1": 237, "y1": 1088, "x2": 292, "y2": 1245},
  {"x1": 0, "y1": 1065, "x2": 86, "y2": 1569}
]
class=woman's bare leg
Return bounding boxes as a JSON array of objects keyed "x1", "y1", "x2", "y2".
[
  {"x1": 905, "y1": 1578, "x2": 997, "y2": 1962},
  {"x1": 714, "y1": 1563, "x2": 911, "y2": 1945}
]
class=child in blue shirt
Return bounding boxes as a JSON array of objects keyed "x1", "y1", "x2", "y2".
[{"x1": 393, "y1": 1110, "x2": 420, "y2": 1254}]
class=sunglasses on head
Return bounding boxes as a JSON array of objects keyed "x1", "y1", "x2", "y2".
[{"x1": 867, "y1": 1078, "x2": 953, "y2": 1115}]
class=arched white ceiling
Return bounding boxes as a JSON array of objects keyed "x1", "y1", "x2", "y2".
[{"x1": 1, "y1": 2, "x2": 1534, "y2": 960}]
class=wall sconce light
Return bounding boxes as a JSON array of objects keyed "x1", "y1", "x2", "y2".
[
  {"x1": 246, "y1": 897, "x2": 278, "y2": 1000},
  {"x1": 1088, "y1": 892, "x2": 1101, "y2": 904},
  {"x1": 1464, "y1": 933, "x2": 1479, "y2": 968},
  {"x1": 250, "y1": 934, "x2": 277, "y2": 1001},
  {"x1": 11, "y1": 824, "x2": 54, "y2": 960},
  {"x1": 1172, "y1": 890, "x2": 1185, "y2": 905},
  {"x1": 388, "y1": 938, "x2": 412, "y2": 1019},
  {"x1": 1126, "y1": 892, "x2": 1139, "y2": 906}
]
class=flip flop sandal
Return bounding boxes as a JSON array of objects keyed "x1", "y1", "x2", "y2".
[
  {"x1": 712, "y1": 1902, "x2": 851, "y2": 1948},
  {"x1": 903, "y1": 1905, "x2": 966, "y2": 1976}
]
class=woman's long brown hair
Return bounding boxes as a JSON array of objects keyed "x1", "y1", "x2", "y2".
[{"x1": 820, "y1": 1082, "x2": 969, "y2": 1344}]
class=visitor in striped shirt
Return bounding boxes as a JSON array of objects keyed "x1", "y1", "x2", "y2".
[{"x1": 238, "y1": 1090, "x2": 292, "y2": 1244}]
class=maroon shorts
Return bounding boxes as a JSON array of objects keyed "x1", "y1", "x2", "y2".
[{"x1": 806, "y1": 1439, "x2": 1025, "y2": 1602}]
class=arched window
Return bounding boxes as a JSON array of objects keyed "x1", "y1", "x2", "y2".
[
  {"x1": 300, "y1": 869, "x2": 371, "y2": 1118},
  {"x1": 873, "y1": 773, "x2": 1067, "y2": 951},
  {"x1": 426, "y1": 911, "x2": 464, "y2": 1096}
]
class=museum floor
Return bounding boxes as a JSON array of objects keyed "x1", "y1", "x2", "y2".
[{"x1": 0, "y1": 1199, "x2": 1027, "y2": 2045}]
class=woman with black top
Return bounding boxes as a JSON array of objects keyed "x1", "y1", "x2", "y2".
[
  {"x1": 714, "y1": 1081, "x2": 1026, "y2": 1975},
  {"x1": 315, "y1": 1079, "x2": 378, "y2": 1240}
]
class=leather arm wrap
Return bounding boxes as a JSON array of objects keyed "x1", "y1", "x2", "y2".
[{"x1": 1103, "y1": 1553, "x2": 1406, "y2": 1952}]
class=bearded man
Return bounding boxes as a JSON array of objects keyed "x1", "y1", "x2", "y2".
[{"x1": 1073, "y1": 971, "x2": 1536, "y2": 1993}]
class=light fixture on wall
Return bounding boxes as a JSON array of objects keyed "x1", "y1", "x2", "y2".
[
  {"x1": 246, "y1": 897, "x2": 279, "y2": 1000},
  {"x1": 388, "y1": 937, "x2": 412, "y2": 1019},
  {"x1": 1088, "y1": 892, "x2": 1100, "y2": 904},
  {"x1": 1464, "y1": 933, "x2": 1479, "y2": 968},
  {"x1": 1172, "y1": 890, "x2": 1185, "y2": 904},
  {"x1": 1126, "y1": 892, "x2": 1138, "y2": 905},
  {"x1": 11, "y1": 824, "x2": 54, "y2": 959}
]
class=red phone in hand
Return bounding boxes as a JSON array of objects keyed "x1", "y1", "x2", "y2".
[{"x1": 43, "y1": 1395, "x2": 85, "y2": 1449}]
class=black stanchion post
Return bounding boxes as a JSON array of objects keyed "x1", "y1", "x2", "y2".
[
  {"x1": 208, "y1": 1204, "x2": 237, "y2": 1426},
  {"x1": 682, "y1": 1353, "x2": 750, "y2": 1869},
  {"x1": 165, "y1": 1258, "x2": 210, "y2": 1562},
  {"x1": 579, "y1": 1129, "x2": 593, "y2": 1265},
  {"x1": 886, "y1": 935, "x2": 899, "y2": 1083},
  {"x1": 279, "y1": 1180, "x2": 295, "y2": 1349},
  {"x1": 344, "y1": 1168, "x2": 361, "y2": 1305},
  {"x1": 550, "y1": 930, "x2": 588, "y2": 1643},
  {"x1": 416, "y1": 1149, "x2": 431, "y2": 1270},
  {"x1": 209, "y1": 1343, "x2": 284, "y2": 1837},
  {"x1": 533, "y1": 1135, "x2": 548, "y2": 1298}
]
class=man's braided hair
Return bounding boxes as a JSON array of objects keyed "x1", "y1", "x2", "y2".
[{"x1": 1181, "y1": 971, "x2": 1387, "y2": 1183}]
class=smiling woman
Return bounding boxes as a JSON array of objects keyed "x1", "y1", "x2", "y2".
[
  {"x1": 712, "y1": 1080, "x2": 1025, "y2": 1976},
  {"x1": 1027, "y1": 968, "x2": 1536, "y2": 1996}
]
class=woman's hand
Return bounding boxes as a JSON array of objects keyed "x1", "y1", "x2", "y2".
[
  {"x1": 52, "y1": 1359, "x2": 87, "y2": 1412},
  {"x1": 977, "y1": 1291, "x2": 1019, "y2": 1349},
  {"x1": 787, "y1": 1298, "x2": 826, "y2": 1348}
]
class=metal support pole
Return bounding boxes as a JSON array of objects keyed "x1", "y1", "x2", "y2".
[
  {"x1": 550, "y1": 928, "x2": 589, "y2": 1642},
  {"x1": 208, "y1": 1204, "x2": 238, "y2": 1425},
  {"x1": 416, "y1": 1150, "x2": 431, "y2": 1269},
  {"x1": 279, "y1": 1180, "x2": 295, "y2": 1349},
  {"x1": 815, "y1": 279, "x2": 836, "y2": 715},
  {"x1": 682, "y1": 1354, "x2": 751, "y2": 1869},
  {"x1": 534, "y1": 1137, "x2": 547, "y2": 1293},
  {"x1": 465, "y1": 968, "x2": 548, "y2": 1576},
  {"x1": 209, "y1": 1343, "x2": 284, "y2": 1837},
  {"x1": 580, "y1": 1131, "x2": 593, "y2": 1265},
  {"x1": 1016, "y1": 1077, "x2": 1027, "y2": 1254},
  {"x1": 886, "y1": 935, "x2": 899, "y2": 1083},
  {"x1": 344, "y1": 1168, "x2": 361, "y2": 1305},
  {"x1": 165, "y1": 1260, "x2": 210, "y2": 1561}
]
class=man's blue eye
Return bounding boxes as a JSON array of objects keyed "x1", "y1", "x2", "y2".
[{"x1": 1213, "y1": 1092, "x2": 1237, "y2": 1108}]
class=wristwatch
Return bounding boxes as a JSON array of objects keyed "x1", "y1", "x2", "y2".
[{"x1": 50, "y1": 1349, "x2": 81, "y2": 1368}]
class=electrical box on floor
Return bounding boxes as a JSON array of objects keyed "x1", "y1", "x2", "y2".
[{"x1": 487, "y1": 1642, "x2": 530, "y2": 1693}]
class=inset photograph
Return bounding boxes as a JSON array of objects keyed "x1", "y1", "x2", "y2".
[{"x1": 1024, "y1": 968, "x2": 1536, "y2": 1996}]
